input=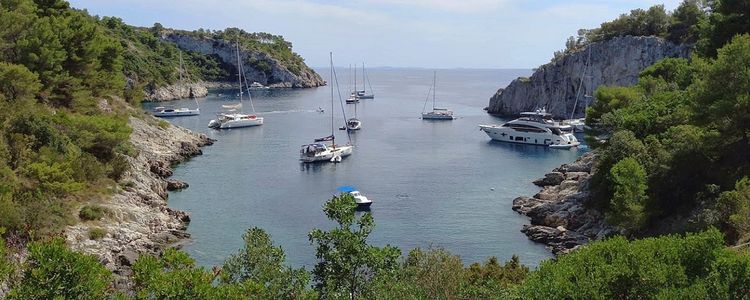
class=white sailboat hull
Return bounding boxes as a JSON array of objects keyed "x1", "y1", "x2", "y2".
[
  {"x1": 422, "y1": 111, "x2": 454, "y2": 120},
  {"x1": 208, "y1": 114, "x2": 263, "y2": 129},
  {"x1": 299, "y1": 145, "x2": 353, "y2": 163},
  {"x1": 153, "y1": 108, "x2": 200, "y2": 117},
  {"x1": 479, "y1": 124, "x2": 580, "y2": 148}
]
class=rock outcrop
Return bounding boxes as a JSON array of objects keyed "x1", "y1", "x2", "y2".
[
  {"x1": 487, "y1": 36, "x2": 692, "y2": 118},
  {"x1": 144, "y1": 82, "x2": 209, "y2": 102},
  {"x1": 512, "y1": 152, "x2": 616, "y2": 254},
  {"x1": 162, "y1": 32, "x2": 325, "y2": 89},
  {"x1": 65, "y1": 107, "x2": 213, "y2": 288}
]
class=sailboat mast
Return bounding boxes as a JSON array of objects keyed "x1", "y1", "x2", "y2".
[
  {"x1": 432, "y1": 71, "x2": 437, "y2": 110},
  {"x1": 354, "y1": 65, "x2": 357, "y2": 94},
  {"x1": 330, "y1": 52, "x2": 335, "y2": 146},
  {"x1": 236, "y1": 42, "x2": 244, "y2": 113},
  {"x1": 362, "y1": 63, "x2": 365, "y2": 93}
]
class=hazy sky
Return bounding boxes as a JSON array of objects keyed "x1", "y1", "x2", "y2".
[{"x1": 69, "y1": 0, "x2": 682, "y2": 69}]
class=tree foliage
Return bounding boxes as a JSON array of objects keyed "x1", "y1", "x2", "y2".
[
  {"x1": 521, "y1": 228, "x2": 750, "y2": 299},
  {"x1": 8, "y1": 238, "x2": 111, "y2": 300},
  {"x1": 587, "y1": 35, "x2": 750, "y2": 240},
  {"x1": 309, "y1": 194, "x2": 401, "y2": 299}
]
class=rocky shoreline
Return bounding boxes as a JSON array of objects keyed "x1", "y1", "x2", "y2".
[
  {"x1": 512, "y1": 152, "x2": 616, "y2": 254},
  {"x1": 65, "y1": 110, "x2": 213, "y2": 288},
  {"x1": 143, "y1": 82, "x2": 210, "y2": 102}
]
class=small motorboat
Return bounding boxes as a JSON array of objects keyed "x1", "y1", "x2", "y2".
[{"x1": 337, "y1": 186, "x2": 372, "y2": 208}]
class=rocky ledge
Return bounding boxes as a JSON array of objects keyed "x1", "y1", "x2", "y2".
[
  {"x1": 65, "y1": 110, "x2": 213, "y2": 287},
  {"x1": 143, "y1": 82, "x2": 209, "y2": 102},
  {"x1": 512, "y1": 152, "x2": 616, "y2": 254}
]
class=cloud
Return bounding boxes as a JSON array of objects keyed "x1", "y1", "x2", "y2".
[{"x1": 364, "y1": 0, "x2": 511, "y2": 13}]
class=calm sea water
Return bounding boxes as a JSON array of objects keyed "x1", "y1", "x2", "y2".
[{"x1": 142, "y1": 68, "x2": 585, "y2": 269}]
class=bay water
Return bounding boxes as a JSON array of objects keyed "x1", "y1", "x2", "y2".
[{"x1": 143, "y1": 68, "x2": 584, "y2": 269}]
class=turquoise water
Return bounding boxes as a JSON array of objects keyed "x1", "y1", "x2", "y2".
[{"x1": 143, "y1": 68, "x2": 584, "y2": 269}]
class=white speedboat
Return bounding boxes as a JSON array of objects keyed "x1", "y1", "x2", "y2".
[
  {"x1": 421, "y1": 71, "x2": 454, "y2": 120},
  {"x1": 209, "y1": 42, "x2": 264, "y2": 129},
  {"x1": 337, "y1": 186, "x2": 372, "y2": 208},
  {"x1": 479, "y1": 110, "x2": 580, "y2": 149},
  {"x1": 249, "y1": 81, "x2": 268, "y2": 89},
  {"x1": 153, "y1": 106, "x2": 200, "y2": 117},
  {"x1": 564, "y1": 118, "x2": 587, "y2": 132},
  {"x1": 300, "y1": 52, "x2": 354, "y2": 163},
  {"x1": 346, "y1": 118, "x2": 361, "y2": 130}
]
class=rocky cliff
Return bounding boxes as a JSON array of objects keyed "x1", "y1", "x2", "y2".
[
  {"x1": 487, "y1": 36, "x2": 691, "y2": 118},
  {"x1": 512, "y1": 152, "x2": 616, "y2": 254},
  {"x1": 144, "y1": 82, "x2": 209, "y2": 102},
  {"x1": 162, "y1": 32, "x2": 325, "y2": 89},
  {"x1": 65, "y1": 99, "x2": 213, "y2": 288}
]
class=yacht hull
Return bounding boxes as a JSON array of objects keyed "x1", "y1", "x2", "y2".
[
  {"x1": 479, "y1": 125, "x2": 580, "y2": 148},
  {"x1": 153, "y1": 109, "x2": 200, "y2": 117},
  {"x1": 299, "y1": 145, "x2": 353, "y2": 163},
  {"x1": 422, "y1": 113, "x2": 454, "y2": 120},
  {"x1": 209, "y1": 117, "x2": 264, "y2": 129}
]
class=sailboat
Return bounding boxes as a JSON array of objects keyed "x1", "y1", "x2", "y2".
[
  {"x1": 208, "y1": 42, "x2": 263, "y2": 129},
  {"x1": 563, "y1": 46, "x2": 592, "y2": 132},
  {"x1": 153, "y1": 51, "x2": 201, "y2": 117},
  {"x1": 421, "y1": 71, "x2": 454, "y2": 120},
  {"x1": 356, "y1": 63, "x2": 374, "y2": 99},
  {"x1": 346, "y1": 65, "x2": 359, "y2": 104},
  {"x1": 300, "y1": 52, "x2": 354, "y2": 163},
  {"x1": 345, "y1": 97, "x2": 362, "y2": 131}
]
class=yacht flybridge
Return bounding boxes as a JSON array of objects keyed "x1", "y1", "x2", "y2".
[
  {"x1": 208, "y1": 42, "x2": 263, "y2": 129},
  {"x1": 300, "y1": 52, "x2": 354, "y2": 163},
  {"x1": 478, "y1": 109, "x2": 580, "y2": 149}
]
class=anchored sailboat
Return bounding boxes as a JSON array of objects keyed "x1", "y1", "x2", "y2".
[
  {"x1": 208, "y1": 42, "x2": 263, "y2": 129},
  {"x1": 300, "y1": 52, "x2": 354, "y2": 163},
  {"x1": 356, "y1": 63, "x2": 374, "y2": 99},
  {"x1": 153, "y1": 51, "x2": 201, "y2": 117},
  {"x1": 421, "y1": 71, "x2": 454, "y2": 120}
]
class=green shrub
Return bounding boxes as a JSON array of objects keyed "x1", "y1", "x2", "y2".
[
  {"x1": 521, "y1": 229, "x2": 750, "y2": 299},
  {"x1": 79, "y1": 204, "x2": 108, "y2": 221},
  {"x1": 88, "y1": 227, "x2": 107, "y2": 240},
  {"x1": 8, "y1": 238, "x2": 112, "y2": 300}
]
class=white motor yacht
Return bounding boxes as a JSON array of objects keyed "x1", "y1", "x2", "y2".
[
  {"x1": 479, "y1": 110, "x2": 580, "y2": 149},
  {"x1": 337, "y1": 186, "x2": 372, "y2": 208}
]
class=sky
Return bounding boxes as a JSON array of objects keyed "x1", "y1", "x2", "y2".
[{"x1": 68, "y1": 0, "x2": 682, "y2": 69}]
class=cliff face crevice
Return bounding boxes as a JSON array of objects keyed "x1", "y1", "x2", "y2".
[
  {"x1": 487, "y1": 36, "x2": 691, "y2": 118},
  {"x1": 162, "y1": 33, "x2": 325, "y2": 89}
]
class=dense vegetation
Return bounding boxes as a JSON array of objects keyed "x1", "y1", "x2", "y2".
[
  {"x1": 176, "y1": 27, "x2": 311, "y2": 77},
  {"x1": 584, "y1": 0, "x2": 750, "y2": 242},
  {"x1": 554, "y1": 0, "x2": 708, "y2": 61},
  {"x1": 0, "y1": 0, "x2": 132, "y2": 238},
  {"x1": 100, "y1": 19, "x2": 232, "y2": 104}
]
